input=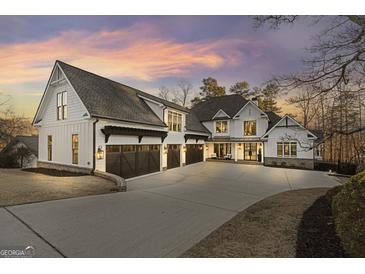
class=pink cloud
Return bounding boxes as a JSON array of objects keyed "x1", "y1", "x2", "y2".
[{"x1": 0, "y1": 23, "x2": 265, "y2": 84}]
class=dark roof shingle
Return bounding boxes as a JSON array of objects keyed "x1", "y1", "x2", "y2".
[
  {"x1": 185, "y1": 110, "x2": 210, "y2": 134},
  {"x1": 191, "y1": 94, "x2": 248, "y2": 121},
  {"x1": 265, "y1": 111, "x2": 282, "y2": 131},
  {"x1": 58, "y1": 61, "x2": 166, "y2": 127}
]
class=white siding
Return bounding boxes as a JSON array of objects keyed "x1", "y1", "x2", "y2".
[
  {"x1": 264, "y1": 127, "x2": 314, "y2": 159},
  {"x1": 231, "y1": 102, "x2": 268, "y2": 138},
  {"x1": 144, "y1": 100, "x2": 164, "y2": 120},
  {"x1": 203, "y1": 120, "x2": 231, "y2": 137},
  {"x1": 39, "y1": 79, "x2": 89, "y2": 125},
  {"x1": 38, "y1": 120, "x2": 93, "y2": 168}
]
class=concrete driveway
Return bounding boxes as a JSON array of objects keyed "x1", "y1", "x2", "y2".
[{"x1": 0, "y1": 162, "x2": 339, "y2": 258}]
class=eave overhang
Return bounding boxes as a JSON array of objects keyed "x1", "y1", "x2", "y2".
[
  {"x1": 184, "y1": 134, "x2": 209, "y2": 143},
  {"x1": 101, "y1": 126, "x2": 168, "y2": 144}
]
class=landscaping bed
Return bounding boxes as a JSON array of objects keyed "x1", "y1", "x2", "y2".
[
  {"x1": 23, "y1": 167, "x2": 87, "y2": 177},
  {"x1": 0, "y1": 168, "x2": 115, "y2": 206},
  {"x1": 296, "y1": 194, "x2": 347, "y2": 257}
]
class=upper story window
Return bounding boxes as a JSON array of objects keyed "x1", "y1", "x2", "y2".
[
  {"x1": 277, "y1": 142, "x2": 297, "y2": 158},
  {"x1": 215, "y1": 121, "x2": 228, "y2": 133},
  {"x1": 168, "y1": 111, "x2": 182, "y2": 132},
  {"x1": 57, "y1": 91, "x2": 67, "y2": 120},
  {"x1": 244, "y1": 121, "x2": 256, "y2": 136}
]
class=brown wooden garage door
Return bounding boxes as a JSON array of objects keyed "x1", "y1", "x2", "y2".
[
  {"x1": 106, "y1": 145, "x2": 160, "y2": 179},
  {"x1": 167, "y1": 144, "x2": 180, "y2": 169},
  {"x1": 186, "y1": 144, "x2": 204, "y2": 165}
]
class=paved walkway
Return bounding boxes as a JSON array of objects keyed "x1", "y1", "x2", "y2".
[{"x1": 0, "y1": 163, "x2": 339, "y2": 257}]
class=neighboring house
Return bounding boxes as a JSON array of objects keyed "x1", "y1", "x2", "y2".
[
  {"x1": 1, "y1": 135, "x2": 38, "y2": 168},
  {"x1": 33, "y1": 61, "x2": 318, "y2": 179}
]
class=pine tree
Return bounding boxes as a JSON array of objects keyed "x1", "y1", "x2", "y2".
[
  {"x1": 199, "y1": 77, "x2": 226, "y2": 98},
  {"x1": 258, "y1": 83, "x2": 282, "y2": 113},
  {"x1": 229, "y1": 81, "x2": 250, "y2": 99}
]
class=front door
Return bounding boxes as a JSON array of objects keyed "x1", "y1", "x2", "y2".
[
  {"x1": 167, "y1": 144, "x2": 180, "y2": 169},
  {"x1": 244, "y1": 143, "x2": 257, "y2": 161}
]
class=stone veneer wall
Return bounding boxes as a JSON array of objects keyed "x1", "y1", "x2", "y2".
[
  {"x1": 264, "y1": 157, "x2": 314, "y2": 170},
  {"x1": 37, "y1": 161, "x2": 93, "y2": 174}
]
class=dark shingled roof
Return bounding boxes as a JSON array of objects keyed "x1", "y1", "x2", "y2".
[
  {"x1": 309, "y1": 129, "x2": 323, "y2": 141},
  {"x1": 185, "y1": 110, "x2": 210, "y2": 134},
  {"x1": 58, "y1": 61, "x2": 167, "y2": 127},
  {"x1": 265, "y1": 111, "x2": 282, "y2": 130},
  {"x1": 191, "y1": 94, "x2": 248, "y2": 121},
  {"x1": 57, "y1": 61, "x2": 209, "y2": 133}
]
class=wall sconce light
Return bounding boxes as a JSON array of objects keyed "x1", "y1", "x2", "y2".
[
  {"x1": 238, "y1": 143, "x2": 242, "y2": 149},
  {"x1": 96, "y1": 146, "x2": 104, "y2": 160},
  {"x1": 205, "y1": 144, "x2": 209, "y2": 150}
]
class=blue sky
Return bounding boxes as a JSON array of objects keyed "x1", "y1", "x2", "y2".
[{"x1": 0, "y1": 16, "x2": 325, "y2": 117}]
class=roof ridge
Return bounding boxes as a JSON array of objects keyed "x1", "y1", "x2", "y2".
[{"x1": 57, "y1": 60, "x2": 188, "y2": 112}]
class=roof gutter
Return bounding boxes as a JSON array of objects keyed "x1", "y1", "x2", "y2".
[{"x1": 92, "y1": 118, "x2": 99, "y2": 173}]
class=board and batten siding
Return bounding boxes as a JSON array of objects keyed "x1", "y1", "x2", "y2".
[
  {"x1": 37, "y1": 73, "x2": 93, "y2": 168},
  {"x1": 231, "y1": 103, "x2": 268, "y2": 138},
  {"x1": 38, "y1": 120, "x2": 93, "y2": 168},
  {"x1": 264, "y1": 119, "x2": 314, "y2": 159},
  {"x1": 40, "y1": 80, "x2": 89, "y2": 124}
]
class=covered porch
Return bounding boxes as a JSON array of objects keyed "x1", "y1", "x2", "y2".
[{"x1": 205, "y1": 141, "x2": 264, "y2": 163}]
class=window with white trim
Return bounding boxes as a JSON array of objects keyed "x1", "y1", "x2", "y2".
[
  {"x1": 57, "y1": 91, "x2": 67, "y2": 120},
  {"x1": 215, "y1": 121, "x2": 228, "y2": 133},
  {"x1": 72, "y1": 134, "x2": 79, "y2": 164},
  {"x1": 244, "y1": 120, "x2": 256, "y2": 136},
  {"x1": 168, "y1": 111, "x2": 182, "y2": 132},
  {"x1": 277, "y1": 142, "x2": 297, "y2": 157},
  {"x1": 47, "y1": 135, "x2": 52, "y2": 161}
]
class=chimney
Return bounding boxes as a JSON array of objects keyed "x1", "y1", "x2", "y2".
[{"x1": 251, "y1": 96, "x2": 258, "y2": 106}]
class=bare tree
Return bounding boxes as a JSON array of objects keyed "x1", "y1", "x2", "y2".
[
  {"x1": 255, "y1": 16, "x2": 365, "y2": 99},
  {"x1": 0, "y1": 95, "x2": 33, "y2": 144},
  {"x1": 286, "y1": 87, "x2": 319, "y2": 128},
  {"x1": 158, "y1": 86, "x2": 170, "y2": 101},
  {"x1": 173, "y1": 80, "x2": 193, "y2": 107}
]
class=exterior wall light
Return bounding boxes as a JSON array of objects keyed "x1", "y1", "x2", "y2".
[
  {"x1": 96, "y1": 146, "x2": 104, "y2": 160},
  {"x1": 183, "y1": 145, "x2": 186, "y2": 152}
]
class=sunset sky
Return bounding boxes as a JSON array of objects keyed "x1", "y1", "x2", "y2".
[{"x1": 0, "y1": 16, "x2": 326, "y2": 118}]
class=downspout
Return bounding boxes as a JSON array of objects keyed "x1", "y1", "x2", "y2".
[{"x1": 92, "y1": 118, "x2": 99, "y2": 173}]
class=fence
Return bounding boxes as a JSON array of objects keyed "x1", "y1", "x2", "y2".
[{"x1": 314, "y1": 161, "x2": 358, "y2": 175}]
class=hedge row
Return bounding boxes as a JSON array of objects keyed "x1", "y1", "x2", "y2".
[{"x1": 332, "y1": 171, "x2": 365, "y2": 257}]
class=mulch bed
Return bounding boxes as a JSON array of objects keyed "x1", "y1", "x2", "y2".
[
  {"x1": 296, "y1": 195, "x2": 348, "y2": 257},
  {"x1": 22, "y1": 167, "x2": 87, "y2": 177}
]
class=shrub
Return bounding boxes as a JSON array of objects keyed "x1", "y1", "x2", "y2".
[
  {"x1": 332, "y1": 171, "x2": 365, "y2": 257},
  {"x1": 0, "y1": 152, "x2": 18, "y2": 168}
]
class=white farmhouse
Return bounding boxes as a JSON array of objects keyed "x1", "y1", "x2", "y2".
[{"x1": 33, "y1": 61, "x2": 318, "y2": 179}]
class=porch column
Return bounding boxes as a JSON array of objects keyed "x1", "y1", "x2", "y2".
[{"x1": 234, "y1": 143, "x2": 238, "y2": 162}]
